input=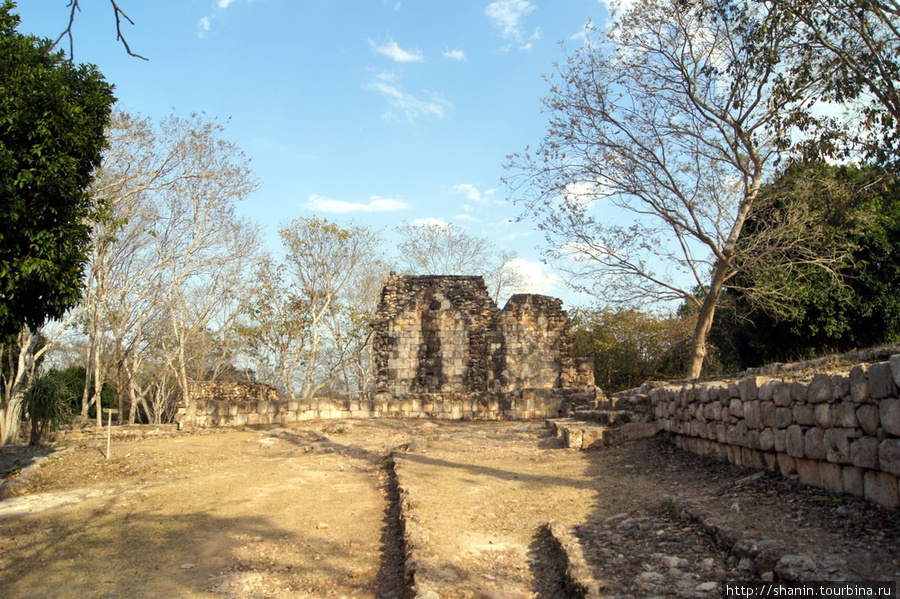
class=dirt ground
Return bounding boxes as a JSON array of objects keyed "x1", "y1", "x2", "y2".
[{"x1": 0, "y1": 420, "x2": 898, "y2": 599}]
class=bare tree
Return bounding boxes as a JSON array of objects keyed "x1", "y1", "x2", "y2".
[
  {"x1": 394, "y1": 221, "x2": 525, "y2": 304},
  {"x1": 507, "y1": 0, "x2": 827, "y2": 378},
  {"x1": 49, "y1": 0, "x2": 147, "y2": 60},
  {"x1": 274, "y1": 218, "x2": 384, "y2": 399}
]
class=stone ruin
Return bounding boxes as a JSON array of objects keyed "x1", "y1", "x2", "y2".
[
  {"x1": 179, "y1": 273, "x2": 598, "y2": 427},
  {"x1": 371, "y1": 273, "x2": 595, "y2": 400}
]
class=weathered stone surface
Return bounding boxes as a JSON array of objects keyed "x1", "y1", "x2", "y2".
[
  {"x1": 803, "y1": 428, "x2": 826, "y2": 460},
  {"x1": 868, "y1": 362, "x2": 897, "y2": 400},
  {"x1": 849, "y1": 364, "x2": 870, "y2": 402},
  {"x1": 831, "y1": 401, "x2": 858, "y2": 428},
  {"x1": 793, "y1": 405, "x2": 816, "y2": 426},
  {"x1": 774, "y1": 407, "x2": 793, "y2": 429},
  {"x1": 878, "y1": 438, "x2": 900, "y2": 477},
  {"x1": 863, "y1": 470, "x2": 899, "y2": 509},
  {"x1": 814, "y1": 404, "x2": 832, "y2": 429},
  {"x1": 881, "y1": 398, "x2": 900, "y2": 437},
  {"x1": 777, "y1": 452, "x2": 797, "y2": 477},
  {"x1": 796, "y1": 459, "x2": 821, "y2": 487},
  {"x1": 850, "y1": 437, "x2": 880, "y2": 469},
  {"x1": 786, "y1": 425, "x2": 805, "y2": 458},
  {"x1": 856, "y1": 404, "x2": 880, "y2": 436},
  {"x1": 739, "y1": 377, "x2": 768, "y2": 401},
  {"x1": 770, "y1": 382, "x2": 792, "y2": 407},
  {"x1": 891, "y1": 354, "x2": 900, "y2": 388},
  {"x1": 744, "y1": 400, "x2": 761, "y2": 430},
  {"x1": 807, "y1": 374, "x2": 833, "y2": 404},
  {"x1": 823, "y1": 428, "x2": 851, "y2": 464},
  {"x1": 818, "y1": 462, "x2": 843, "y2": 493},
  {"x1": 842, "y1": 465, "x2": 864, "y2": 497},
  {"x1": 372, "y1": 274, "x2": 587, "y2": 398}
]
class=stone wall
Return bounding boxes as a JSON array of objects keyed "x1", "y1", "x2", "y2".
[
  {"x1": 371, "y1": 273, "x2": 593, "y2": 398},
  {"x1": 178, "y1": 381, "x2": 601, "y2": 428},
  {"x1": 616, "y1": 356, "x2": 900, "y2": 510}
]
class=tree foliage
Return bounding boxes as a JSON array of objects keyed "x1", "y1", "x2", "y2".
[
  {"x1": 507, "y1": 0, "x2": 825, "y2": 379},
  {"x1": 0, "y1": 1, "x2": 115, "y2": 342},
  {"x1": 572, "y1": 307, "x2": 701, "y2": 392},
  {"x1": 710, "y1": 162, "x2": 900, "y2": 368}
]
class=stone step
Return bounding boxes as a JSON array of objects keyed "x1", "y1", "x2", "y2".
[{"x1": 546, "y1": 418, "x2": 659, "y2": 449}]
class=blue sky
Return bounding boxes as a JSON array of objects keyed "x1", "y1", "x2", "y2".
[{"x1": 16, "y1": 0, "x2": 616, "y2": 306}]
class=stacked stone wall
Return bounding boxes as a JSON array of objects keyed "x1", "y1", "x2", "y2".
[
  {"x1": 372, "y1": 274, "x2": 591, "y2": 399},
  {"x1": 179, "y1": 381, "x2": 600, "y2": 428},
  {"x1": 618, "y1": 357, "x2": 900, "y2": 510}
]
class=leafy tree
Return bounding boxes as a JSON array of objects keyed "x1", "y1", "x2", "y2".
[
  {"x1": 710, "y1": 163, "x2": 900, "y2": 368},
  {"x1": 507, "y1": 0, "x2": 825, "y2": 379},
  {"x1": 22, "y1": 370, "x2": 74, "y2": 445},
  {"x1": 0, "y1": 1, "x2": 115, "y2": 341},
  {"x1": 572, "y1": 307, "x2": 701, "y2": 392}
]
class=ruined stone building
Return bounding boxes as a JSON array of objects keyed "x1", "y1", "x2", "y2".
[{"x1": 371, "y1": 273, "x2": 594, "y2": 400}]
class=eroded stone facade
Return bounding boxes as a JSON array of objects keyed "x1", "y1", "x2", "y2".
[{"x1": 371, "y1": 273, "x2": 593, "y2": 398}]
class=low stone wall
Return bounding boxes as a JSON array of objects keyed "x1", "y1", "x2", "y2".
[
  {"x1": 624, "y1": 356, "x2": 900, "y2": 510},
  {"x1": 177, "y1": 382, "x2": 601, "y2": 429}
]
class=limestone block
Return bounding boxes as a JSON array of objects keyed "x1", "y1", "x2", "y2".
[
  {"x1": 849, "y1": 363, "x2": 871, "y2": 402},
  {"x1": 777, "y1": 452, "x2": 797, "y2": 478},
  {"x1": 759, "y1": 428, "x2": 775, "y2": 452},
  {"x1": 879, "y1": 438, "x2": 900, "y2": 477},
  {"x1": 739, "y1": 376, "x2": 768, "y2": 401},
  {"x1": 793, "y1": 405, "x2": 816, "y2": 426},
  {"x1": 807, "y1": 373, "x2": 833, "y2": 404},
  {"x1": 831, "y1": 401, "x2": 859, "y2": 428},
  {"x1": 856, "y1": 404, "x2": 880, "y2": 436},
  {"x1": 796, "y1": 458, "x2": 821, "y2": 487},
  {"x1": 729, "y1": 398, "x2": 743, "y2": 416},
  {"x1": 746, "y1": 429, "x2": 760, "y2": 450},
  {"x1": 704, "y1": 401, "x2": 723, "y2": 421},
  {"x1": 791, "y1": 382, "x2": 808, "y2": 402},
  {"x1": 786, "y1": 425, "x2": 805, "y2": 458},
  {"x1": 715, "y1": 423, "x2": 727, "y2": 444},
  {"x1": 818, "y1": 462, "x2": 843, "y2": 494},
  {"x1": 760, "y1": 402, "x2": 776, "y2": 428},
  {"x1": 743, "y1": 447, "x2": 765, "y2": 469},
  {"x1": 803, "y1": 427, "x2": 827, "y2": 460},
  {"x1": 773, "y1": 382, "x2": 793, "y2": 407},
  {"x1": 774, "y1": 429, "x2": 787, "y2": 453},
  {"x1": 842, "y1": 466, "x2": 864, "y2": 497},
  {"x1": 869, "y1": 362, "x2": 897, "y2": 400},
  {"x1": 891, "y1": 354, "x2": 900, "y2": 388},
  {"x1": 850, "y1": 437, "x2": 880, "y2": 469},
  {"x1": 814, "y1": 404, "x2": 832, "y2": 429},
  {"x1": 833, "y1": 375, "x2": 850, "y2": 400},
  {"x1": 863, "y1": 470, "x2": 899, "y2": 509},
  {"x1": 744, "y1": 400, "x2": 761, "y2": 429},
  {"x1": 823, "y1": 428, "x2": 851, "y2": 464},
  {"x1": 728, "y1": 381, "x2": 741, "y2": 399},
  {"x1": 758, "y1": 380, "x2": 777, "y2": 402},
  {"x1": 775, "y1": 407, "x2": 793, "y2": 429},
  {"x1": 881, "y1": 398, "x2": 900, "y2": 437}
]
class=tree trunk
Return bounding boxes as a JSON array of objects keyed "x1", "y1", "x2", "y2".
[{"x1": 686, "y1": 257, "x2": 732, "y2": 379}]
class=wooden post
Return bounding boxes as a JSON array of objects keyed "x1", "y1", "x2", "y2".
[{"x1": 105, "y1": 409, "x2": 119, "y2": 460}]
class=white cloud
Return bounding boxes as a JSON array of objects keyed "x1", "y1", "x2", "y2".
[
  {"x1": 485, "y1": 0, "x2": 541, "y2": 48},
  {"x1": 506, "y1": 258, "x2": 564, "y2": 295},
  {"x1": 370, "y1": 38, "x2": 424, "y2": 63},
  {"x1": 451, "y1": 183, "x2": 498, "y2": 205},
  {"x1": 443, "y1": 49, "x2": 466, "y2": 61},
  {"x1": 218, "y1": 0, "x2": 238, "y2": 7},
  {"x1": 368, "y1": 79, "x2": 451, "y2": 121},
  {"x1": 306, "y1": 194, "x2": 409, "y2": 213},
  {"x1": 198, "y1": 17, "x2": 211, "y2": 38}
]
